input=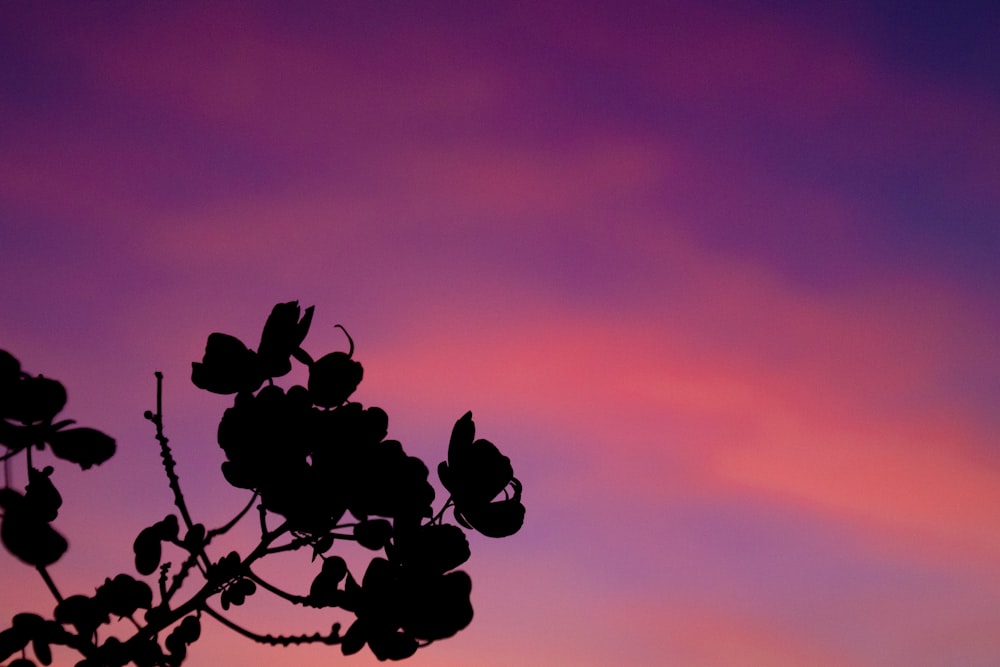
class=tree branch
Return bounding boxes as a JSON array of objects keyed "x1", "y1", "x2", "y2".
[{"x1": 207, "y1": 492, "x2": 259, "y2": 541}]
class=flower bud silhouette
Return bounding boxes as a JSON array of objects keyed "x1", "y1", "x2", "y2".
[{"x1": 438, "y1": 412, "x2": 525, "y2": 537}]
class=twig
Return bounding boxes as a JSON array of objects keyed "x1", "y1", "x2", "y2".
[
  {"x1": 202, "y1": 604, "x2": 342, "y2": 646},
  {"x1": 149, "y1": 373, "x2": 195, "y2": 530},
  {"x1": 207, "y1": 493, "x2": 258, "y2": 541},
  {"x1": 263, "y1": 531, "x2": 331, "y2": 555},
  {"x1": 147, "y1": 372, "x2": 211, "y2": 571},
  {"x1": 158, "y1": 563, "x2": 170, "y2": 602},
  {"x1": 165, "y1": 551, "x2": 202, "y2": 601},
  {"x1": 429, "y1": 497, "x2": 454, "y2": 525},
  {"x1": 246, "y1": 570, "x2": 326, "y2": 608}
]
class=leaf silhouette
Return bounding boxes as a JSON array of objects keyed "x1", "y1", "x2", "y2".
[
  {"x1": 0, "y1": 489, "x2": 67, "y2": 567},
  {"x1": 46, "y1": 427, "x2": 116, "y2": 470},
  {"x1": 308, "y1": 351, "x2": 363, "y2": 408}
]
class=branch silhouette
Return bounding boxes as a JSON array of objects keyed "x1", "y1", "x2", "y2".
[{"x1": 0, "y1": 302, "x2": 525, "y2": 665}]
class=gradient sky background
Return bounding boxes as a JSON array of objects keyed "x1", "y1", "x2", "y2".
[{"x1": 2, "y1": 2, "x2": 999, "y2": 666}]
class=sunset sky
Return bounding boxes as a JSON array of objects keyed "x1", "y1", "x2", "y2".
[{"x1": 2, "y1": 2, "x2": 999, "y2": 665}]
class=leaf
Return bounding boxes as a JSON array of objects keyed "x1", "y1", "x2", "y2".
[
  {"x1": 395, "y1": 524, "x2": 470, "y2": 574},
  {"x1": 124, "y1": 638, "x2": 164, "y2": 667},
  {"x1": 307, "y1": 352, "x2": 363, "y2": 408},
  {"x1": 237, "y1": 577, "x2": 257, "y2": 597},
  {"x1": 458, "y1": 499, "x2": 525, "y2": 537},
  {"x1": 354, "y1": 519, "x2": 392, "y2": 550},
  {"x1": 403, "y1": 571, "x2": 474, "y2": 641},
  {"x1": 163, "y1": 624, "x2": 188, "y2": 663},
  {"x1": 182, "y1": 524, "x2": 205, "y2": 551},
  {"x1": 156, "y1": 514, "x2": 179, "y2": 542},
  {"x1": 368, "y1": 629, "x2": 417, "y2": 661},
  {"x1": 0, "y1": 349, "x2": 20, "y2": 385},
  {"x1": 339, "y1": 619, "x2": 367, "y2": 656},
  {"x1": 323, "y1": 556, "x2": 348, "y2": 582},
  {"x1": 191, "y1": 333, "x2": 264, "y2": 394},
  {"x1": 339, "y1": 572, "x2": 361, "y2": 612},
  {"x1": 133, "y1": 527, "x2": 163, "y2": 575},
  {"x1": 448, "y1": 411, "x2": 475, "y2": 460},
  {"x1": 0, "y1": 626, "x2": 29, "y2": 662},
  {"x1": 178, "y1": 615, "x2": 201, "y2": 643},
  {"x1": 5, "y1": 375, "x2": 66, "y2": 425},
  {"x1": 0, "y1": 489, "x2": 67, "y2": 566},
  {"x1": 32, "y1": 636, "x2": 52, "y2": 666},
  {"x1": 46, "y1": 427, "x2": 116, "y2": 470},
  {"x1": 54, "y1": 595, "x2": 109, "y2": 637},
  {"x1": 95, "y1": 574, "x2": 153, "y2": 617}
]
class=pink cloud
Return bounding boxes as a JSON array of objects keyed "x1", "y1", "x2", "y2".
[{"x1": 337, "y1": 225, "x2": 1000, "y2": 568}]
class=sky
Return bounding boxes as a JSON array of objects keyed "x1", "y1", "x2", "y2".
[{"x1": 1, "y1": 1, "x2": 999, "y2": 665}]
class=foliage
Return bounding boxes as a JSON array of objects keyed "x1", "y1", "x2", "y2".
[{"x1": 0, "y1": 302, "x2": 524, "y2": 666}]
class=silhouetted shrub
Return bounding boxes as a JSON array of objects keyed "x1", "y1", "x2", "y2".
[{"x1": 0, "y1": 302, "x2": 524, "y2": 666}]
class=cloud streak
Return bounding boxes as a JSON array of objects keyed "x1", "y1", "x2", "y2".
[{"x1": 2, "y1": 1, "x2": 999, "y2": 665}]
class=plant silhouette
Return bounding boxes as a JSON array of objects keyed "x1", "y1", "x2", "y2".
[{"x1": 0, "y1": 302, "x2": 525, "y2": 666}]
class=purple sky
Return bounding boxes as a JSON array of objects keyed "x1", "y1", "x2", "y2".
[{"x1": 2, "y1": 2, "x2": 1000, "y2": 665}]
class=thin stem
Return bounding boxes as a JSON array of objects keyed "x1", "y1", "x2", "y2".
[
  {"x1": 149, "y1": 372, "x2": 211, "y2": 571},
  {"x1": 264, "y1": 541, "x2": 307, "y2": 555},
  {"x1": 207, "y1": 492, "x2": 258, "y2": 541},
  {"x1": 165, "y1": 551, "x2": 202, "y2": 600},
  {"x1": 151, "y1": 373, "x2": 194, "y2": 529},
  {"x1": 202, "y1": 604, "x2": 342, "y2": 646},
  {"x1": 246, "y1": 520, "x2": 291, "y2": 562},
  {"x1": 127, "y1": 510, "x2": 291, "y2": 652},
  {"x1": 36, "y1": 565, "x2": 63, "y2": 603},
  {"x1": 246, "y1": 570, "x2": 325, "y2": 608},
  {"x1": 0, "y1": 438, "x2": 31, "y2": 465},
  {"x1": 430, "y1": 497, "x2": 454, "y2": 525},
  {"x1": 264, "y1": 532, "x2": 334, "y2": 555},
  {"x1": 158, "y1": 563, "x2": 170, "y2": 602},
  {"x1": 129, "y1": 579, "x2": 217, "y2": 645}
]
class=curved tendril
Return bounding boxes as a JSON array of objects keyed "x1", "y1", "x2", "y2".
[
  {"x1": 245, "y1": 570, "x2": 325, "y2": 608},
  {"x1": 207, "y1": 492, "x2": 259, "y2": 540},
  {"x1": 334, "y1": 324, "x2": 354, "y2": 357}
]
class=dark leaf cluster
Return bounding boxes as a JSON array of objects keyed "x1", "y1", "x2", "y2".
[
  {"x1": 0, "y1": 350, "x2": 116, "y2": 471},
  {"x1": 1, "y1": 350, "x2": 115, "y2": 569}
]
